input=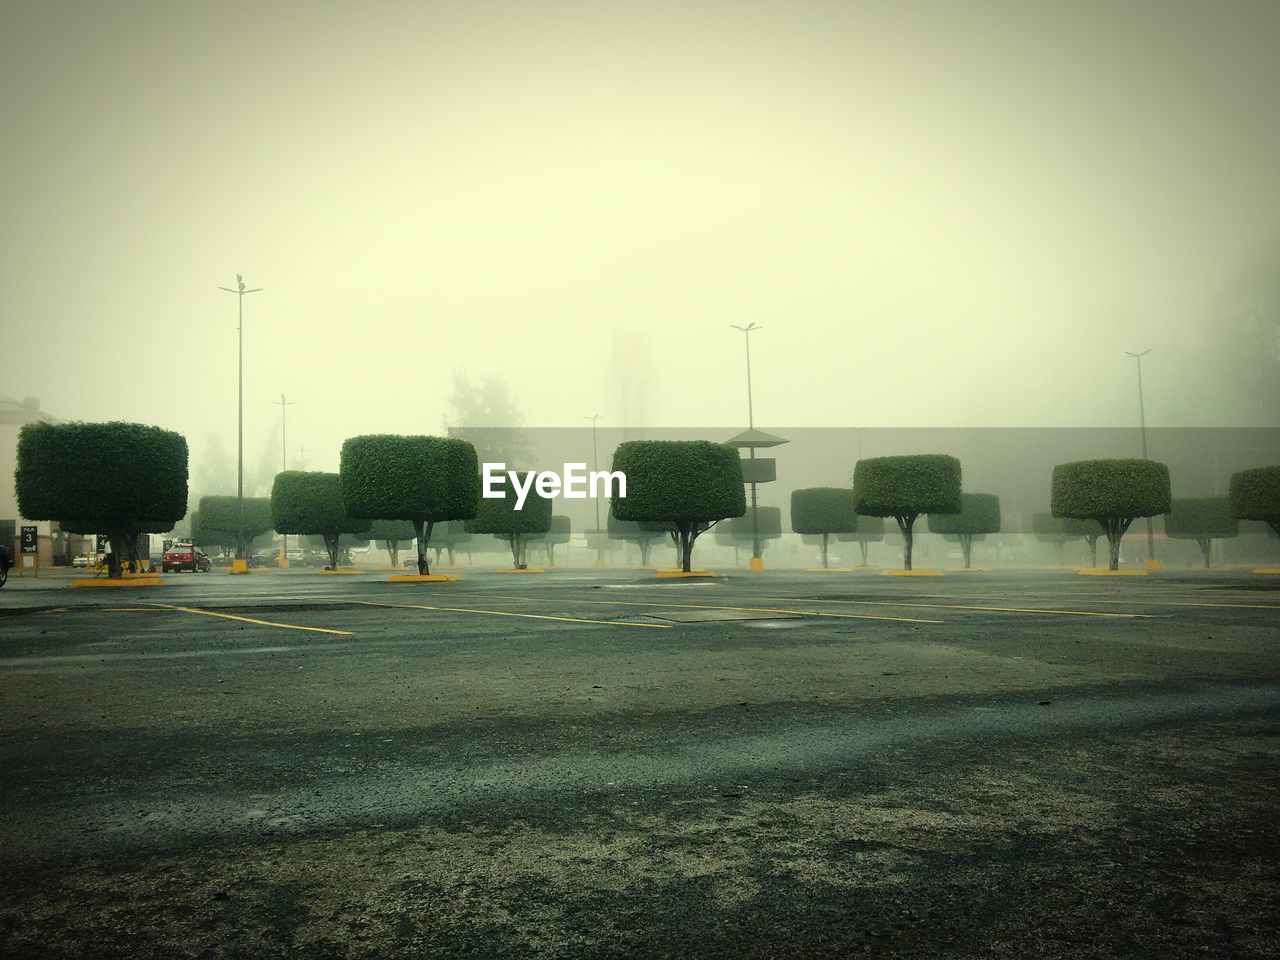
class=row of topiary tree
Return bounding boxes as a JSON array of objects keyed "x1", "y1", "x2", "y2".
[{"x1": 14, "y1": 421, "x2": 1280, "y2": 577}]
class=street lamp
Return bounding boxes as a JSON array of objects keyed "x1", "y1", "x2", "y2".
[
  {"x1": 218, "y1": 274, "x2": 262, "y2": 573},
  {"x1": 1125, "y1": 349, "x2": 1155, "y2": 563},
  {"x1": 730, "y1": 323, "x2": 768, "y2": 568},
  {"x1": 271, "y1": 393, "x2": 294, "y2": 565},
  {"x1": 585, "y1": 414, "x2": 603, "y2": 566}
]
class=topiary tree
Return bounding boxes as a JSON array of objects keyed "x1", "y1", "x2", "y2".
[
  {"x1": 339, "y1": 434, "x2": 481, "y2": 575},
  {"x1": 1032, "y1": 512, "x2": 1099, "y2": 565},
  {"x1": 611, "y1": 440, "x2": 745, "y2": 573},
  {"x1": 927, "y1": 493, "x2": 1000, "y2": 569},
  {"x1": 537, "y1": 515, "x2": 571, "y2": 566},
  {"x1": 365, "y1": 518, "x2": 419, "y2": 567},
  {"x1": 272, "y1": 471, "x2": 369, "y2": 570},
  {"x1": 16, "y1": 421, "x2": 188, "y2": 578},
  {"x1": 717, "y1": 506, "x2": 782, "y2": 566},
  {"x1": 1164, "y1": 497, "x2": 1239, "y2": 568},
  {"x1": 429, "y1": 520, "x2": 473, "y2": 566},
  {"x1": 1229, "y1": 466, "x2": 1280, "y2": 537},
  {"x1": 198, "y1": 496, "x2": 274, "y2": 558},
  {"x1": 1051, "y1": 459, "x2": 1171, "y2": 571},
  {"x1": 465, "y1": 475, "x2": 553, "y2": 568},
  {"x1": 853, "y1": 455, "x2": 961, "y2": 571},
  {"x1": 835, "y1": 515, "x2": 886, "y2": 566},
  {"x1": 791, "y1": 487, "x2": 858, "y2": 569},
  {"x1": 607, "y1": 514, "x2": 667, "y2": 566}
]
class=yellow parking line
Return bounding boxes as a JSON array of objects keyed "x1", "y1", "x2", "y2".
[
  {"x1": 143, "y1": 602, "x2": 353, "y2": 636},
  {"x1": 352, "y1": 599, "x2": 671, "y2": 629},
  {"x1": 754, "y1": 595, "x2": 1152, "y2": 618},
  {"x1": 903, "y1": 593, "x2": 1280, "y2": 612},
  {"x1": 483, "y1": 594, "x2": 943, "y2": 624}
]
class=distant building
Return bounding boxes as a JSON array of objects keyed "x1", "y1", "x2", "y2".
[{"x1": 0, "y1": 394, "x2": 70, "y2": 565}]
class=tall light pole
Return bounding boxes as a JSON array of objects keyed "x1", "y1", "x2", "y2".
[
  {"x1": 731, "y1": 323, "x2": 763, "y2": 565},
  {"x1": 585, "y1": 414, "x2": 603, "y2": 566},
  {"x1": 272, "y1": 394, "x2": 294, "y2": 564},
  {"x1": 219, "y1": 274, "x2": 262, "y2": 571},
  {"x1": 1126, "y1": 349, "x2": 1155, "y2": 562}
]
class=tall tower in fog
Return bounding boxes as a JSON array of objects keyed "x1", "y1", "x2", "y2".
[{"x1": 605, "y1": 329, "x2": 658, "y2": 438}]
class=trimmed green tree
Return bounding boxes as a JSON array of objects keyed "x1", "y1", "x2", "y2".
[
  {"x1": 465, "y1": 476, "x2": 553, "y2": 568},
  {"x1": 836, "y1": 515, "x2": 886, "y2": 566},
  {"x1": 16, "y1": 421, "x2": 188, "y2": 578},
  {"x1": 197, "y1": 496, "x2": 274, "y2": 558},
  {"x1": 365, "y1": 518, "x2": 418, "y2": 567},
  {"x1": 1229, "y1": 466, "x2": 1280, "y2": 537},
  {"x1": 339, "y1": 434, "x2": 481, "y2": 574},
  {"x1": 1051, "y1": 459, "x2": 1172, "y2": 571},
  {"x1": 272, "y1": 471, "x2": 369, "y2": 570},
  {"x1": 537, "y1": 515, "x2": 571, "y2": 566},
  {"x1": 927, "y1": 493, "x2": 1000, "y2": 569},
  {"x1": 1164, "y1": 497, "x2": 1239, "y2": 568},
  {"x1": 791, "y1": 487, "x2": 858, "y2": 569},
  {"x1": 607, "y1": 514, "x2": 667, "y2": 566},
  {"x1": 1032, "y1": 512, "x2": 1100, "y2": 565},
  {"x1": 853, "y1": 455, "x2": 961, "y2": 571},
  {"x1": 430, "y1": 520, "x2": 473, "y2": 566},
  {"x1": 718, "y1": 506, "x2": 782, "y2": 565},
  {"x1": 610, "y1": 440, "x2": 746, "y2": 572}
]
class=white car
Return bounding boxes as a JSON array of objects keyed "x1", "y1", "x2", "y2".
[{"x1": 72, "y1": 555, "x2": 89, "y2": 568}]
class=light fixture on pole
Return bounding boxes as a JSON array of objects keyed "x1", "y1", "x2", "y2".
[
  {"x1": 218, "y1": 274, "x2": 262, "y2": 574},
  {"x1": 584, "y1": 414, "x2": 604, "y2": 567},
  {"x1": 1125, "y1": 349, "x2": 1156, "y2": 564},
  {"x1": 729, "y1": 323, "x2": 783, "y2": 571},
  {"x1": 271, "y1": 393, "x2": 294, "y2": 565}
]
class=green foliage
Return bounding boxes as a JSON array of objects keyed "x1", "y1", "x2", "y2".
[
  {"x1": 365, "y1": 518, "x2": 419, "y2": 543},
  {"x1": 610, "y1": 440, "x2": 745, "y2": 524},
  {"x1": 836, "y1": 515, "x2": 886, "y2": 543},
  {"x1": 16, "y1": 420, "x2": 188, "y2": 533},
  {"x1": 853, "y1": 455, "x2": 962, "y2": 518},
  {"x1": 465, "y1": 481, "x2": 553, "y2": 537},
  {"x1": 727, "y1": 506, "x2": 782, "y2": 539},
  {"x1": 431, "y1": 519, "x2": 474, "y2": 546},
  {"x1": 271, "y1": 472, "x2": 368, "y2": 537},
  {"x1": 1229, "y1": 466, "x2": 1280, "y2": 527},
  {"x1": 198, "y1": 496, "x2": 274, "y2": 543},
  {"x1": 790, "y1": 488, "x2": 858, "y2": 536},
  {"x1": 1051, "y1": 459, "x2": 1171, "y2": 521},
  {"x1": 339, "y1": 434, "x2": 480, "y2": 523},
  {"x1": 537, "y1": 515, "x2": 571, "y2": 545},
  {"x1": 1164, "y1": 497, "x2": 1239, "y2": 540},
  {"x1": 927, "y1": 493, "x2": 1001, "y2": 536},
  {"x1": 607, "y1": 514, "x2": 667, "y2": 544},
  {"x1": 1031, "y1": 512, "x2": 1099, "y2": 541}
]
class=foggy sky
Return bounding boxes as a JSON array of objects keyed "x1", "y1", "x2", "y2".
[{"x1": 3, "y1": 0, "x2": 1278, "y2": 484}]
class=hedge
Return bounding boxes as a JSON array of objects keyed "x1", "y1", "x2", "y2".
[
  {"x1": 610, "y1": 440, "x2": 745, "y2": 572},
  {"x1": 465, "y1": 477, "x2": 553, "y2": 568},
  {"x1": 790, "y1": 488, "x2": 858, "y2": 536},
  {"x1": 1164, "y1": 496, "x2": 1239, "y2": 568},
  {"x1": 853, "y1": 455, "x2": 961, "y2": 570},
  {"x1": 271, "y1": 471, "x2": 369, "y2": 569},
  {"x1": 1229, "y1": 466, "x2": 1280, "y2": 536},
  {"x1": 16, "y1": 421, "x2": 188, "y2": 577},
  {"x1": 1051, "y1": 459, "x2": 1171, "y2": 570}
]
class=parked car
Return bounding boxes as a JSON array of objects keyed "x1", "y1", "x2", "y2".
[
  {"x1": 0, "y1": 543, "x2": 11, "y2": 588},
  {"x1": 72, "y1": 554, "x2": 89, "y2": 568},
  {"x1": 162, "y1": 540, "x2": 211, "y2": 573}
]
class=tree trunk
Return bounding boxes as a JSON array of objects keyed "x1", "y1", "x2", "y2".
[
  {"x1": 1198, "y1": 537, "x2": 1211, "y2": 569},
  {"x1": 447, "y1": 545, "x2": 456, "y2": 566},
  {"x1": 960, "y1": 533, "x2": 973, "y2": 569},
  {"x1": 897, "y1": 516, "x2": 915, "y2": 571},
  {"x1": 108, "y1": 530, "x2": 128, "y2": 578},
  {"x1": 385, "y1": 540, "x2": 400, "y2": 568},
  {"x1": 679, "y1": 522, "x2": 694, "y2": 573},
  {"x1": 1087, "y1": 535, "x2": 1099, "y2": 569},
  {"x1": 413, "y1": 520, "x2": 434, "y2": 575},
  {"x1": 821, "y1": 533, "x2": 829, "y2": 569},
  {"x1": 859, "y1": 540, "x2": 868, "y2": 566},
  {"x1": 639, "y1": 540, "x2": 652, "y2": 566},
  {"x1": 323, "y1": 532, "x2": 340, "y2": 571}
]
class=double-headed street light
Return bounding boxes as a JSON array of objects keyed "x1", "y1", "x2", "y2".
[
  {"x1": 1125, "y1": 349, "x2": 1155, "y2": 562},
  {"x1": 218, "y1": 274, "x2": 262, "y2": 572}
]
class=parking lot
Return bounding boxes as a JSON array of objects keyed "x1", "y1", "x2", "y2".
[{"x1": 2, "y1": 565, "x2": 1278, "y2": 958}]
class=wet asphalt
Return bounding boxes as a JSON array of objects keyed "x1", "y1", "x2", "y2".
[{"x1": 1, "y1": 565, "x2": 1277, "y2": 958}]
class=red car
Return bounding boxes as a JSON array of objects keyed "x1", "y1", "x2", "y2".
[{"x1": 162, "y1": 540, "x2": 211, "y2": 573}]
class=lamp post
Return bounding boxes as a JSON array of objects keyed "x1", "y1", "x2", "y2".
[
  {"x1": 1125, "y1": 349, "x2": 1155, "y2": 562},
  {"x1": 218, "y1": 274, "x2": 262, "y2": 572},
  {"x1": 730, "y1": 323, "x2": 764, "y2": 567},
  {"x1": 271, "y1": 394, "x2": 294, "y2": 565},
  {"x1": 584, "y1": 414, "x2": 603, "y2": 566}
]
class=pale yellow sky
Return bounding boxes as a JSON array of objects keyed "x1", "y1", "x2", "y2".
[{"x1": 2, "y1": 0, "x2": 1278, "y2": 478}]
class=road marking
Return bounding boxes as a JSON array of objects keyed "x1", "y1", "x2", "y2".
[
  {"x1": 142, "y1": 602, "x2": 353, "y2": 636},
  {"x1": 753, "y1": 596, "x2": 1152, "y2": 618},
  {"x1": 351, "y1": 599, "x2": 672, "y2": 629},
  {"x1": 899, "y1": 592, "x2": 1280, "y2": 612},
  {"x1": 482, "y1": 594, "x2": 944, "y2": 624}
]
